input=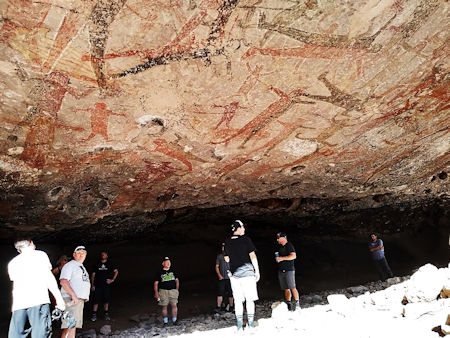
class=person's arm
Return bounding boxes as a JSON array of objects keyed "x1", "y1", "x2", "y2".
[
  {"x1": 154, "y1": 281, "x2": 159, "y2": 300},
  {"x1": 60, "y1": 279, "x2": 80, "y2": 304},
  {"x1": 175, "y1": 278, "x2": 179, "y2": 290},
  {"x1": 215, "y1": 264, "x2": 223, "y2": 280},
  {"x1": 46, "y1": 269, "x2": 66, "y2": 310},
  {"x1": 91, "y1": 272, "x2": 96, "y2": 291},
  {"x1": 107, "y1": 269, "x2": 118, "y2": 284},
  {"x1": 370, "y1": 245, "x2": 382, "y2": 252},
  {"x1": 276, "y1": 251, "x2": 296, "y2": 262},
  {"x1": 249, "y1": 251, "x2": 260, "y2": 282},
  {"x1": 370, "y1": 240, "x2": 384, "y2": 252}
]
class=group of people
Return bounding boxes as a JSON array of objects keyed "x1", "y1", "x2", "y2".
[
  {"x1": 7, "y1": 221, "x2": 393, "y2": 336},
  {"x1": 7, "y1": 241, "x2": 118, "y2": 338}
]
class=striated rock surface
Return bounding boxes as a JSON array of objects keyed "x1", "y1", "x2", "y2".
[{"x1": 0, "y1": 1, "x2": 449, "y2": 237}]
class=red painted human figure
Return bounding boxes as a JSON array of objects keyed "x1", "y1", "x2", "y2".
[
  {"x1": 76, "y1": 102, "x2": 126, "y2": 142},
  {"x1": 20, "y1": 72, "x2": 93, "y2": 169}
]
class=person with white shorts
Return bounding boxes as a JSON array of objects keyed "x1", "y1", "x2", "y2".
[{"x1": 224, "y1": 220, "x2": 260, "y2": 332}]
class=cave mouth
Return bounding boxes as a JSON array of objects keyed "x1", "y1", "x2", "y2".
[{"x1": 0, "y1": 204, "x2": 448, "y2": 333}]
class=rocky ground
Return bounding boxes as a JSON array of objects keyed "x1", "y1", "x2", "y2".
[{"x1": 73, "y1": 263, "x2": 450, "y2": 338}]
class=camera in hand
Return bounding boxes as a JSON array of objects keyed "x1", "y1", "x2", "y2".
[{"x1": 51, "y1": 308, "x2": 77, "y2": 329}]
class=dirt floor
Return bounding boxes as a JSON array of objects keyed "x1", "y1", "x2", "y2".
[{"x1": 0, "y1": 224, "x2": 448, "y2": 337}]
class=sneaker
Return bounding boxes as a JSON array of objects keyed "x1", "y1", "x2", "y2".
[
  {"x1": 90, "y1": 313, "x2": 97, "y2": 322},
  {"x1": 104, "y1": 313, "x2": 111, "y2": 321},
  {"x1": 172, "y1": 320, "x2": 178, "y2": 326},
  {"x1": 294, "y1": 301, "x2": 301, "y2": 311}
]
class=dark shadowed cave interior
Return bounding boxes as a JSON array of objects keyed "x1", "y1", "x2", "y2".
[{"x1": 0, "y1": 204, "x2": 448, "y2": 336}]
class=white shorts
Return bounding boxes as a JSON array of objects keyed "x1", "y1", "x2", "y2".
[{"x1": 230, "y1": 275, "x2": 259, "y2": 303}]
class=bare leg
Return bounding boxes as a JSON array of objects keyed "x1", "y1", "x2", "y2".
[
  {"x1": 284, "y1": 289, "x2": 292, "y2": 302},
  {"x1": 161, "y1": 305, "x2": 168, "y2": 318},
  {"x1": 291, "y1": 288, "x2": 299, "y2": 301},
  {"x1": 170, "y1": 302, "x2": 178, "y2": 320},
  {"x1": 61, "y1": 328, "x2": 75, "y2": 338},
  {"x1": 217, "y1": 296, "x2": 223, "y2": 307}
]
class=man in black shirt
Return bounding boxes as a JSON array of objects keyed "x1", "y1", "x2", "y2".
[
  {"x1": 276, "y1": 232, "x2": 300, "y2": 311},
  {"x1": 154, "y1": 257, "x2": 180, "y2": 325},
  {"x1": 224, "y1": 220, "x2": 260, "y2": 332},
  {"x1": 90, "y1": 251, "x2": 118, "y2": 321}
]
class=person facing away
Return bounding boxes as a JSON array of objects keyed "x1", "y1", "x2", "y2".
[
  {"x1": 154, "y1": 257, "x2": 180, "y2": 325},
  {"x1": 215, "y1": 242, "x2": 234, "y2": 313},
  {"x1": 368, "y1": 234, "x2": 393, "y2": 281},
  {"x1": 275, "y1": 232, "x2": 300, "y2": 311},
  {"x1": 60, "y1": 245, "x2": 90, "y2": 338},
  {"x1": 224, "y1": 220, "x2": 260, "y2": 332},
  {"x1": 90, "y1": 250, "x2": 118, "y2": 322},
  {"x1": 8, "y1": 239, "x2": 66, "y2": 338}
]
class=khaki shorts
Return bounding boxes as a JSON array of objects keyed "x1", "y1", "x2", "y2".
[
  {"x1": 61, "y1": 298, "x2": 85, "y2": 329},
  {"x1": 158, "y1": 289, "x2": 179, "y2": 306}
]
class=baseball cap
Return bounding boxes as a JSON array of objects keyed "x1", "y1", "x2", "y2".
[
  {"x1": 163, "y1": 256, "x2": 170, "y2": 261},
  {"x1": 231, "y1": 220, "x2": 244, "y2": 232},
  {"x1": 74, "y1": 245, "x2": 86, "y2": 253},
  {"x1": 277, "y1": 232, "x2": 287, "y2": 239}
]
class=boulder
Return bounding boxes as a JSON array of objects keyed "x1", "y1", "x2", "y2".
[{"x1": 404, "y1": 264, "x2": 444, "y2": 302}]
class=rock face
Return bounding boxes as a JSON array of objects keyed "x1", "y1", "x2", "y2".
[{"x1": 0, "y1": 1, "x2": 448, "y2": 237}]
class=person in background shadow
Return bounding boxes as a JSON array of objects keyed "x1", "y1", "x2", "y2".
[
  {"x1": 369, "y1": 234, "x2": 393, "y2": 281},
  {"x1": 90, "y1": 250, "x2": 118, "y2": 322},
  {"x1": 275, "y1": 232, "x2": 300, "y2": 311},
  {"x1": 215, "y1": 242, "x2": 234, "y2": 313}
]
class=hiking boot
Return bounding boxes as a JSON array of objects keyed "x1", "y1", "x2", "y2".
[
  {"x1": 285, "y1": 301, "x2": 292, "y2": 311},
  {"x1": 104, "y1": 313, "x2": 111, "y2": 321},
  {"x1": 294, "y1": 301, "x2": 301, "y2": 311},
  {"x1": 227, "y1": 305, "x2": 234, "y2": 313},
  {"x1": 90, "y1": 313, "x2": 97, "y2": 322},
  {"x1": 213, "y1": 307, "x2": 222, "y2": 314}
]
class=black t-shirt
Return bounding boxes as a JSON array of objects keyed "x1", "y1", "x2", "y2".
[
  {"x1": 92, "y1": 260, "x2": 117, "y2": 287},
  {"x1": 224, "y1": 235, "x2": 256, "y2": 273},
  {"x1": 278, "y1": 241, "x2": 296, "y2": 271},
  {"x1": 154, "y1": 268, "x2": 178, "y2": 290}
]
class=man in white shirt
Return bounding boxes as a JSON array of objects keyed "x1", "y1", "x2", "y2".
[
  {"x1": 8, "y1": 239, "x2": 66, "y2": 338},
  {"x1": 60, "y1": 245, "x2": 90, "y2": 338}
]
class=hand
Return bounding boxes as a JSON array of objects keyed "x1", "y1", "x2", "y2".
[
  {"x1": 91, "y1": 286, "x2": 95, "y2": 291},
  {"x1": 106, "y1": 279, "x2": 114, "y2": 284},
  {"x1": 56, "y1": 300, "x2": 66, "y2": 311},
  {"x1": 276, "y1": 257, "x2": 282, "y2": 263},
  {"x1": 255, "y1": 272, "x2": 260, "y2": 282},
  {"x1": 154, "y1": 293, "x2": 159, "y2": 300},
  {"x1": 71, "y1": 295, "x2": 80, "y2": 305}
]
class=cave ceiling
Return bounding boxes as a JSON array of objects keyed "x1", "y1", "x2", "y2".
[{"x1": 0, "y1": 0, "x2": 449, "y2": 238}]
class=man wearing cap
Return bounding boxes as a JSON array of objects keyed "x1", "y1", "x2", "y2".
[
  {"x1": 276, "y1": 232, "x2": 300, "y2": 311},
  {"x1": 90, "y1": 250, "x2": 119, "y2": 322},
  {"x1": 8, "y1": 239, "x2": 66, "y2": 338},
  {"x1": 215, "y1": 243, "x2": 234, "y2": 313},
  {"x1": 224, "y1": 220, "x2": 260, "y2": 331},
  {"x1": 154, "y1": 257, "x2": 180, "y2": 325},
  {"x1": 60, "y1": 245, "x2": 90, "y2": 338}
]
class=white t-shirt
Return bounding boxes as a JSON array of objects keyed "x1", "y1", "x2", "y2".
[
  {"x1": 8, "y1": 249, "x2": 54, "y2": 311},
  {"x1": 60, "y1": 259, "x2": 91, "y2": 300}
]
